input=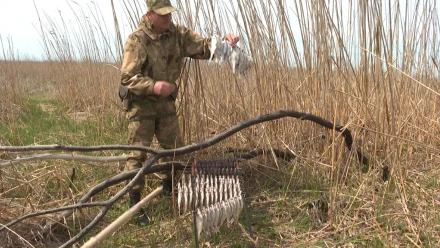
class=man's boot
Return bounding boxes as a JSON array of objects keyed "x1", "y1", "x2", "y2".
[
  {"x1": 129, "y1": 191, "x2": 149, "y2": 226},
  {"x1": 162, "y1": 178, "x2": 173, "y2": 197}
]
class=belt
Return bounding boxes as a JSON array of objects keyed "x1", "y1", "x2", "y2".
[{"x1": 129, "y1": 112, "x2": 176, "y2": 122}]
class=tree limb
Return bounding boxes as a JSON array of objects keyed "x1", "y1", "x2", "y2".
[
  {"x1": 81, "y1": 187, "x2": 163, "y2": 248},
  {"x1": 0, "y1": 110, "x2": 368, "y2": 165},
  {"x1": 0, "y1": 154, "x2": 126, "y2": 168}
]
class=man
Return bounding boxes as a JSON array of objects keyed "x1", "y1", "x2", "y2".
[{"x1": 119, "y1": 0, "x2": 239, "y2": 226}]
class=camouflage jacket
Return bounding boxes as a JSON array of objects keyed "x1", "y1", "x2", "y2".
[{"x1": 120, "y1": 15, "x2": 211, "y2": 100}]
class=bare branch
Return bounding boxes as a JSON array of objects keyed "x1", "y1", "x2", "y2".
[
  {"x1": 0, "y1": 110, "x2": 369, "y2": 165},
  {"x1": 58, "y1": 156, "x2": 160, "y2": 248},
  {"x1": 0, "y1": 154, "x2": 126, "y2": 168},
  {"x1": 81, "y1": 187, "x2": 163, "y2": 248}
]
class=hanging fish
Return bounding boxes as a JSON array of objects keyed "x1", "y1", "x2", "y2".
[
  {"x1": 214, "y1": 175, "x2": 218, "y2": 204},
  {"x1": 195, "y1": 174, "x2": 199, "y2": 208},
  {"x1": 226, "y1": 199, "x2": 234, "y2": 228},
  {"x1": 205, "y1": 175, "x2": 210, "y2": 207},
  {"x1": 188, "y1": 175, "x2": 193, "y2": 209},
  {"x1": 182, "y1": 174, "x2": 188, "y2": 214},
  {"x1": 177, "y1": 178, "x2": 182, "y2": 215},
  {"x1": 209, "y1": 35, "x2": 252, "y2": 75},
  {"x1": 209, "y1": 35, "x2": 222, "y2": 62},
  {"x1": 212, "y1": 203, "x2": 220, "y2": 233},
  {"x1": 209, "y1": 175, "x2": 214, "y2": 204},
  {"x1": 219, "y1": 201, "x2": 228, "y2": 228},
  {"x1": 205, "y1": 206, "x2": 213, "y2": 235},
  {"x1": 228, "y1": 176, "x2": 233, "y2": 200},
  {"x1": 219, "y1": 175, "x2": 224, "y2": 202},
  {"x1": 200, "y1": 174, "x2": 205, "y2": 208},
  {"x1": 232, "y1": 197, "x2": 241, "y2": 224},
  {"x1": 236, "y1": 175, "x2": 242, "y2": 196},
  {"x1": 201, "y1": 207, "x2": 208, "y2": 236},
  {"x1": 196, "y1": 208, "x2": 204, "y2": 238}
]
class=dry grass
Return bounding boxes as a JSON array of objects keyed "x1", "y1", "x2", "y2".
[{"x1": 1, "y1": 0, "x2": 440, "y2": 247}]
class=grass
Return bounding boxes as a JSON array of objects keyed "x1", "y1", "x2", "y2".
[{"x1": 1, "y1": 0, "x2": 440, "y2": 247}]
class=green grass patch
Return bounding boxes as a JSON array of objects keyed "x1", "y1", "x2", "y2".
[{"x1": 0, "y1": 98, "x2": 125, "y2": 146}]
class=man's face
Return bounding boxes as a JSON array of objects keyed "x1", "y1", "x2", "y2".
[{"x1": 147, "y1": 11, "x2": 172, "y2": 34}]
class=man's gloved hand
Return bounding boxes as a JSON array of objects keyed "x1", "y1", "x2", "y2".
[{"x1": 153, "y1": 81, "x2": 176, "y2": 97}]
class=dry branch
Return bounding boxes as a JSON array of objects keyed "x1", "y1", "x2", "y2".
[
  {"x1": 0, "y1": 110, "x2": 369, "y2": 165},
  {"x1": 0, "y1": 154, "x2": 126, "y2": 168},
  {"x1": 81, "y1": 186, "x2": 163, "y2": 248}
]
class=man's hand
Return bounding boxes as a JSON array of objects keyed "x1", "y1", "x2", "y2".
[
  {"x1": 225, "y1": 34, "x2": 240, "y2": 47},
  {"x1": 153, "y1": 81, "x2": 176, "y2": 97}
]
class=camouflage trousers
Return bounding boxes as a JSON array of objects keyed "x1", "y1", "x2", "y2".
[{"x1": 125, "y1": 97, "x2": 184, "y2": 192}]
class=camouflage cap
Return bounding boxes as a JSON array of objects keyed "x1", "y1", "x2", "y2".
[{"x1": 147, "y1": 0, "x2": 176, "y2": 15}]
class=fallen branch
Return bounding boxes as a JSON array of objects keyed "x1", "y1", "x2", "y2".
[
  {"x1": 81, "y1": 186, "x2": 163, "y2": 248},
  {"x1": 0, "y1": 148, "x2": 293, "y2": 169},
  {"x1": 0, "y1": 154, "x2": 126, "y2": 168},
  {"x1": 0, "y1": 110, "x2": 369, "y2": 165},
  {"x1": 38, "y1": 162, "x2": 188, "y2": 236}
]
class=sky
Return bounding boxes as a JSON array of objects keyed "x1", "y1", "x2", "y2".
[
  {"x1": 0, "y1": 0, "x2": 301, "y2": 61},
  {"x1": 1, "y1": 0, "x2": 435, "y2": 65},
  {"x1": 0, "y1": 0, "x2": 129, "y2": 60}
]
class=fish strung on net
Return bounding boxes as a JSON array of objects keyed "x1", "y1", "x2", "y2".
[
  {"x1": 212, "y1": 203, "x2": 221, "y2": 233},
  {"x1": 182, "y1": 174, "x2": 188, "y2": 214},
  {"x1": 205, "y1": 206, "x2": 212, "y2": 234},
  {"x1": 230, "y1": 46, "x2": 253, "y2": 75},
  {"x1": 201, "y1": 207, "x2": 209, "y2": 236},
  {"x1": 219, "y1": 200, "x2": 228, "y2": 228},
  {"x1": 196, "y1": 208, "x2": 204, "y2": 238},
  {"x1": 209, "y1": 35, "x2": 223, "y2": 62},
  {"x1": 200, "y1": 174, "x2": 205, "y2": 208},
  {"x1": 195, "y1": 174, "x2": 199, "y2": 208},
  {"x1": 188, "y1": 175, "x2": 193, "y2": 209},
  {"x1": 177, "y1": 177, "x2": 182, "y2": 215},
  {"x1": 219, "y1": 175, "x2": 224, "y2": 202},
  {"x1": 209, "y1": 175, "x2": 214, "y2": 204},
  {"x1": 226, "y1": 199, "x2": 234, "y2": 228},
  {"x1": 206, "y1": 175, "x2": 211, "y2": 207},
  {"x1": 209, "y1": 35, "x2": 252, "y2": 75}
]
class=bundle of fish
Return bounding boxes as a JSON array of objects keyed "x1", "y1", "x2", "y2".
[
  {"x1": 209, "y1": 35, "x2": 253, "y2": 76},
  {"x1": 177, "y1": 159, "x2": 244, "y2": 237}
]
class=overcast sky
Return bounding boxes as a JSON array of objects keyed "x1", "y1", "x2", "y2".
[
  {"x1": 1, "y1": 0, "x2": 434, "y2": 63},
  {"x1": 0, "y1": 0, "x2": 130, "y2": 60}
]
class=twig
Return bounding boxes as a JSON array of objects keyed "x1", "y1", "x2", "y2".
[
  {"x1": 58, "y1": 156, "x2": 160, "y2": 248},
  {"x1": 0, "y1": 222, "x2": 35, "y2": 248},
  {"x1": 238, "y1": 222, "x2": 259, "y2": 247}
]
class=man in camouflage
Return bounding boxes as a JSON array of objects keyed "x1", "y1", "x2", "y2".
[{"x1": 120, "y1": 0, "x2": 239, "y2": 226}]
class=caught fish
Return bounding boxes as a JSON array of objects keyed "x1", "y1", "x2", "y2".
[
  {"x1": 219, "y1": 175, "x2": 224, "y2": 202},
  {"x1": 214, "y1": 175, "x2": 218, "y2": 204},
  {"x1": 209, "y1": 35, "x2": 252, "y2": 75},
  {"x1": 188, "y1": 175, "x2": 193, "y2": 208},
  {"x1": 183, "y1": 174, "x2": 188, "y2": 214},
  {"x1": 209, "y1": 175, "x2": 214, "y2": 204},
  {"x1": 196, "y1": 208, "x2": 204, "y2": 238},
  {"x1": 177, "y1": 179, "x2": 182, "y2": 215},
  {"x1": 200, "y1": 174, "x2": 205, "y2": 207},
  {"x1": 212, "y1": 204, "x2": 220, "y2": 233},
  {"x1": 195, "y1": 174, "x2": 199, "y2": 208}
]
